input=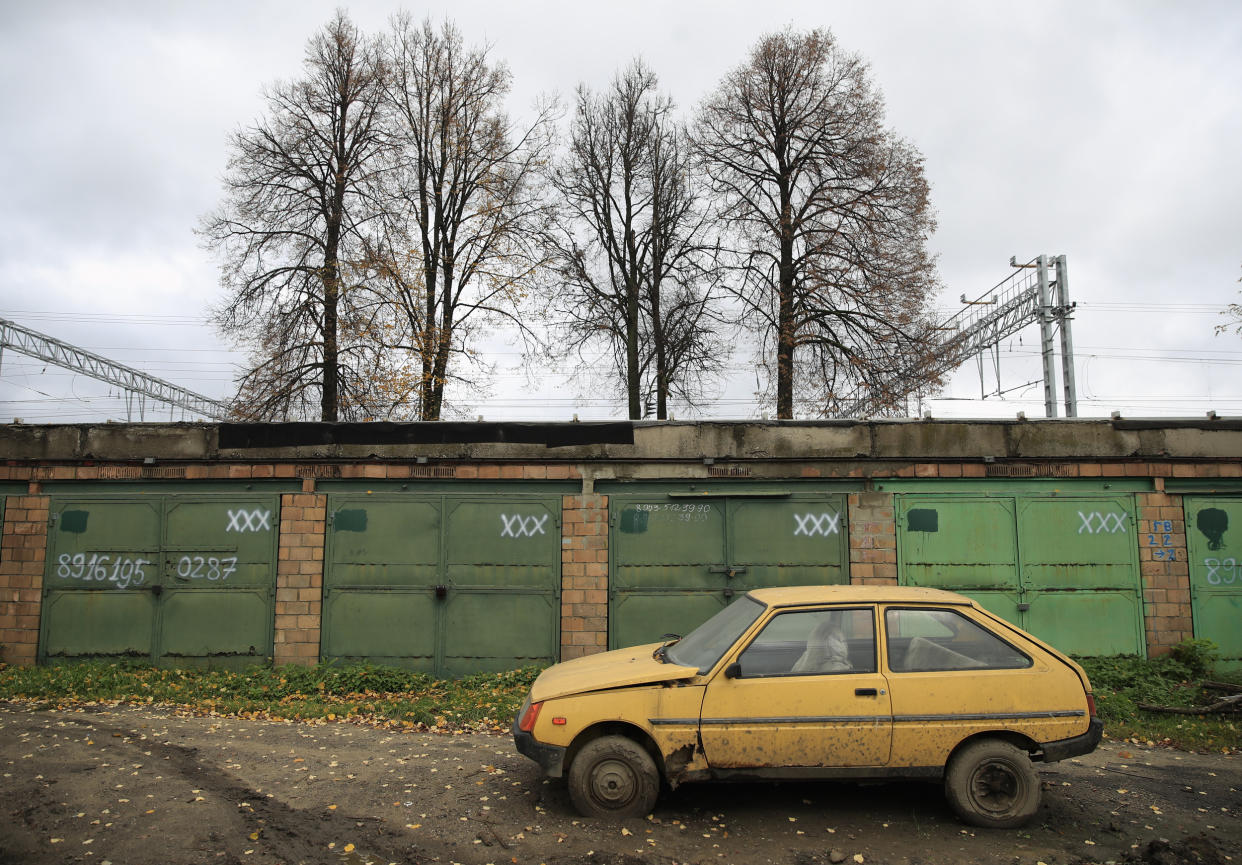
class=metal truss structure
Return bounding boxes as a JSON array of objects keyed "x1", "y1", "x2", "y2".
[
  {"x1": 832, "y1": 255, "x2": 1077, "y2": 419},
  {"x1": 0, "y1": 316, "x2": 229, "y2": 421}
]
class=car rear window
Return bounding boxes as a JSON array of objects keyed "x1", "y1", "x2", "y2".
[{"x1": 885, "y1": 607, "x2": 1032, "y2": 672}]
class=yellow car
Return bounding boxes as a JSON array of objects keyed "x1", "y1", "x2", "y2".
[{"x1": 514, "y1": 586, "x2": 1102, "y2": 828}]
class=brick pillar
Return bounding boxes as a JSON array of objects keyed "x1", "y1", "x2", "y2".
[
  {"x1": 848, "y1": 492, "x2": 898, "y2": 586},
  {"x1": 0, "y1": 495, "x2": 50, "y2": 665},
  {"x1": 561, "y1": 494, "x2": 608, "y2": 660},
  {"x1": 1136, "y1": 492, "x2": 1192, "y2": 656},
  {"x1": 273, "y1": 492, "x2": 326, "y2": 666}
]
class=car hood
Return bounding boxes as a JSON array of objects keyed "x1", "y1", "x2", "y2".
[{"x1": 529, "y1": 642, "x2": 701, "y2": 702}]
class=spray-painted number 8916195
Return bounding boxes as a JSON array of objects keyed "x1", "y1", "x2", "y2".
[
  {"x1": 57, "y1": 553, "x2": 150, "y2": 588},
  {"x1": 1203, "y1": 558, "x2": 1238, "y2": 585}
]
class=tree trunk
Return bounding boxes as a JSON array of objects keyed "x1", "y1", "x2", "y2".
[
  {"x1": 321, "y1": 225, "x2": 342, "y2": 423},
  {"x1": 625, "y1": 275, "x2": 641, "y2": 419},
  {"x1": 321, "y1": 100, "x2": 351, "y2": 423},
  {"x1": 623, "y1": 184, "x2": 642, "y2": 419},
  {"x1": 649, "y1": 276, "x2": 668, "y2": 419},
  {"x1": 425, "y1": 252, "x2": 456, "y2": 421},
  {"x1": 321, "y1": 276, "x2": 339, "y2": 422},
  {"x1": 776, "y1": 181, "x2": 795, "y2": 419}
]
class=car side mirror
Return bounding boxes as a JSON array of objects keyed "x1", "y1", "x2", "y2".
[{"x1": 724, "y1": 662, "x2": 741, "y2": 679}]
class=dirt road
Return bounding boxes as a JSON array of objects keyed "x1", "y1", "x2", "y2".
[{"x1": 1, "y1": 701, "x2": 1237, "y2": 865}]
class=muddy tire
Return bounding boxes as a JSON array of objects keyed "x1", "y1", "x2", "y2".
[
  {"x1": 567, "y1": 735, "x2": 660, "y2": 818},
  {"x1": 944, "y1": 739, "x2": 1041, "y2": 829}
]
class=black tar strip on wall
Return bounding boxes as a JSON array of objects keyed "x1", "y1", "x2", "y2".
[{"x1": 218, "y1": 422, "x2": 636, "y2": 450}]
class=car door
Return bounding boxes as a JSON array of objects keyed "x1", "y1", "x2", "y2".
[
  {"x1": 698, "y1": 606, "x2": 892, "y2": 769},
  {"x1": 881, "y1": 605, "x2": 1054, "y2": 769}
]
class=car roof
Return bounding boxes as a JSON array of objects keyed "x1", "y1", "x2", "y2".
[{"x1": 747, "y1": 585, "x2": 977, "y2": 607}]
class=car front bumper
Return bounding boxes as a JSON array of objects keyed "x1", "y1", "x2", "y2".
[
  {"x1": 512, "y1": 706, "x2": 566, "y2": 778},
  {"x1": 1040, "y1": 716, "x2": 1104, "y2": 762}
]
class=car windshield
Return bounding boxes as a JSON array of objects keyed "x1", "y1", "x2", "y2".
[{"x1": 665, "y1": 596, "x2": 764, "y2": 673}]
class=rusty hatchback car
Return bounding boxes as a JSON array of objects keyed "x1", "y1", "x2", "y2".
[{"x1": 514, "y1": 586, "x2": 1102, "y2": 828}]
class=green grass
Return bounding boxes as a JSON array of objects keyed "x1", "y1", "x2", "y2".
[
  {"x1": 0, "y1": 661, "x2": 541, "y2": 732},
  {"x1": 1077, "y1": 641, "x2": 1242, "y2": 753}
]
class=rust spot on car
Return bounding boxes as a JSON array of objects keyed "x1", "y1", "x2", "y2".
[{"x1": 665, "y1": 743, "x2": 696, "y2": 783}]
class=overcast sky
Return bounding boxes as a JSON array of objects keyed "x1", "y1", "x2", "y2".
[{"x1": 1, "y1": 0, "x2": 1240, "y2": 423}]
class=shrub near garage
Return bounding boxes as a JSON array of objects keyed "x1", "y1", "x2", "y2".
[
  {"x1": 0, "y1": 661, "x2": 542, "y2": 731},
  {"x1": 1077, "y1": 640, "x2": 1241, "y2": 752}
]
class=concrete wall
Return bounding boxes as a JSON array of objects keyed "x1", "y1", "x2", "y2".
[
  {"x1": 2, "y1": 417, "x2": 1240, "y2": 466},
  {"x1": 2, "y1": 419, "x2": 1239, "y2": 667}
]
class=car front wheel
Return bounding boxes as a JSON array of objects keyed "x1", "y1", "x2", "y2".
[
  {"x1": 567, "y1": 735, "x2": 660, "y2": 818},
  {"x1": 944, "y1": 739, "x2": 1041, "y2": 828}
]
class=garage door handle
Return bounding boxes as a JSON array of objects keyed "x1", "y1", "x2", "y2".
[
  {"x1": 855, "y1": 687, "x2": 878, "y2": 697},
  {"x1": 435, "y1": 585, "x2": 448, "y2": 599},
  {"x1": 150, "y1": 585, "x2": 163, "y2": 596}
]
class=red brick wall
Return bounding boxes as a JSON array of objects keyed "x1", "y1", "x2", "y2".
[
  {"x1": 560, "y1": 494, "x2": 608, "y2": 660},
  {"x1": 1136, "y1": 492, "x2": 1192, "y2": 656},
  {"x1": 272, "y1": 492, "x2": 327, "y2": 666},
  {"x1": 848, "y1": 492, "x2": 897, "y2": 586},
  {"x1": 0, "y1": 495, "x2": 49, "y2": 665}
]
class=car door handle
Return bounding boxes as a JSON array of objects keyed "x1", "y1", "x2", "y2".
[{"x1": 854, "y1": 688, "x2": 878, "y2": 697}]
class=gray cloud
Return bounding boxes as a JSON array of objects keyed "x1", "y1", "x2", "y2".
[{"x1": 1, "y1": 0, "x2": 1240, "y2": 421}]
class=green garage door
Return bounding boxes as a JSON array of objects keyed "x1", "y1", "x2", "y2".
[
  {"x1": 41, "y1": 494, "x2": 280, "y2": 668},
  {"x1": 609, "y1": 490, "x2": 849, "y2": 649},
  {"x1": 1184, "y1": 497, "x2": 1242, "y2": 672},
  {"x1": 897, "y1": 494, "x2": 1143, "y2": 656},
  {"x1": 322, "y1": 493, "x2": 560, "y2": 676}
]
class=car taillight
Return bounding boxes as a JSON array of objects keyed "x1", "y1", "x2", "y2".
[
  {"x1": 1086, "y1": 694, "x2": 1097, "y2": 716},
  {"x1": 519, "y1": 700, "x2": 543, "y2": 733}
]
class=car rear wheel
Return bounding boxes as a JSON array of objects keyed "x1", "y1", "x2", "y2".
[
  {"x1": 944, "y1": 739, "x2": 1041, "y2": 828},
  {"x1": 567, "y1": 735, "x2": 660, "y2": 818}
]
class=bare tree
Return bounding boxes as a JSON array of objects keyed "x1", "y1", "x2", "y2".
[
  {"x1": 545, "y1": 60, "x2": 724, "y2": 419},
  {"x1": 369, "y1": 15, "x2": 555, "y2": 421},
  {"x1": 200, "y1": 11, "x2": 390, "y2": 421},
  {"x1": 694, "y1": 28, "x2": 942, "y2": 419}
]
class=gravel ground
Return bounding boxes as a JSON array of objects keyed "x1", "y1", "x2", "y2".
[{"x1": 1, "y1": 701, "x2": 1238, "y2": 865}]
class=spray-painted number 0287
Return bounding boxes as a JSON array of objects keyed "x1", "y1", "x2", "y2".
[{"x1": 175, "y1": 556, "x2": 239, "y2": 581}]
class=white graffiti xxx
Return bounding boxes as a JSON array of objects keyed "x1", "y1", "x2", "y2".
[
  {"x1": 1078, "y1": 511, "x2": 1126, "y2": 534},
  {"x1": 794, "y1": 512, "x2": 841, "y2": 537},
  {"x1": 500, "y1": 513, "x2": 548, "y2": 538},
  {"x1": 227, "y1": 508, "x2": 272, "y2": 532}
]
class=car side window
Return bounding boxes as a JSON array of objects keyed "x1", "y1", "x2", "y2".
[
  {"x1": 885, "y1": 608, "x2": 1032, "y2": 672},
  {"x1": 737, "y1": 608, "x2": 876, "y2": 677}
]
